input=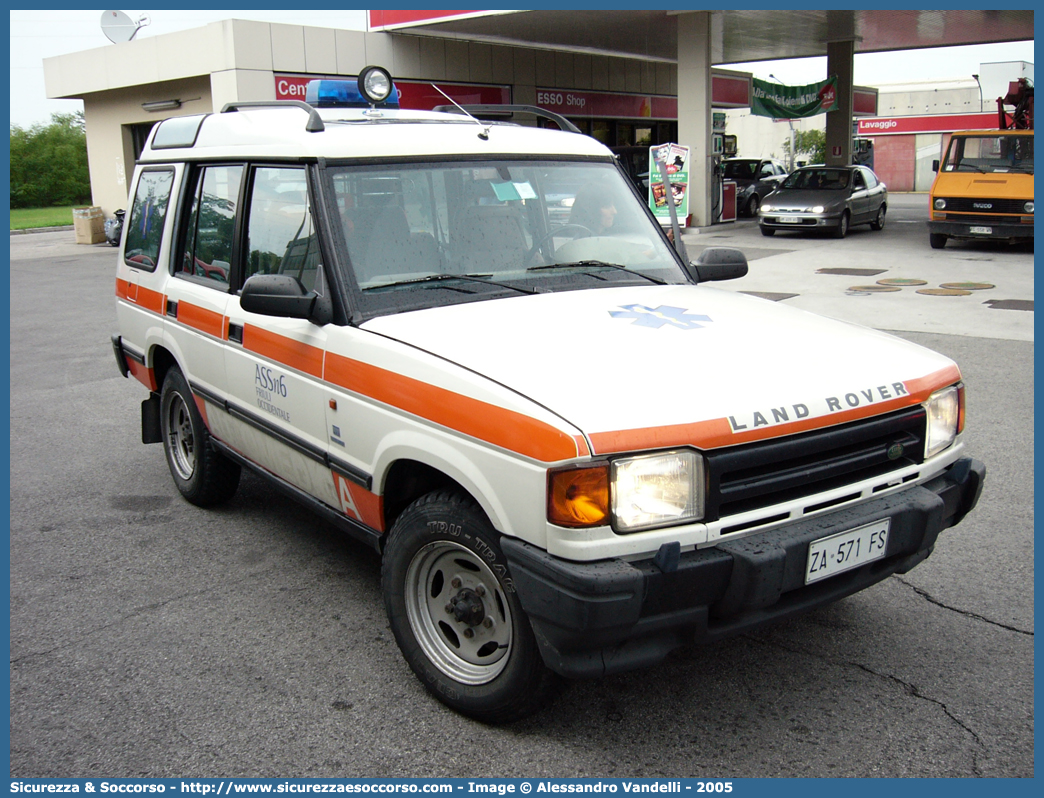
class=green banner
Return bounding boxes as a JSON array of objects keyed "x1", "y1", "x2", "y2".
[{"x1": 751, "y1": 77, "x2": 838, "y2": 119}]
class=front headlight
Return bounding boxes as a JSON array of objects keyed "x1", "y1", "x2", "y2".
[
  {"x1": 934, "y1": 198, "x2": 947, "y2": 210},
  {"x1": 924, "y1": 384, "x2": 965, "y2": 458},
  {"x1": 760, "y1": 203, "x2": 773, "y2": 212},
  {"x1": 611, "y1": 450, "x2": 704, "y2": 532},
  {"x1": 1024, "y1": 200, "x2": 1034, "y2": 213},
  {"x1": 812, "y1": 205, "x2": 825, "y2": 213}
]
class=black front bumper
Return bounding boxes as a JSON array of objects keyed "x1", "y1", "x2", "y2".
[
  {"x1": 928, "y1": 219, "x2": 1033, "y2": 240},
  {"x1": 503, "y1": 457, "x2": 985, "y2": 679}
]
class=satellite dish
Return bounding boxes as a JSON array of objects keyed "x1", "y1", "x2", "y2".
[{"x1": 101, "y1": 10, "x2": 147, "y2": 44}]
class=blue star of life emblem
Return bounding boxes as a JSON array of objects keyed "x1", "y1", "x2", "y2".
[{"x1": 609, "y1": 304, "x2": 713, "y2": 330}]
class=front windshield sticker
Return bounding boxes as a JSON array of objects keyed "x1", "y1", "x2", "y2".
[
  {"x1": 491, "y1": 181, "x2": 536, "y2": 201},
  {"x1": 609, "y1": 304, "x2": 712, "y2": 330}
]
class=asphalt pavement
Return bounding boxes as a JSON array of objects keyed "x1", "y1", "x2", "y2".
[{"x1": 7, "y1": 203, "x2": 1034, "y2": 778}]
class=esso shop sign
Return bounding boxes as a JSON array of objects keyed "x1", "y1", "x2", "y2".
[
  {"x1": 536, "y1": 88, "x2": 678, "y2": 120},
  {"x1": 536, "y1": 91, "x2": 587, "y2": 110}
]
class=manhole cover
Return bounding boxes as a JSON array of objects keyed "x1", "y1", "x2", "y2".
[
  {"x1": 917, "y1": 288, "x2": 973, "y2": 296},
  {"x1": 985, "y1": 299, "x2": 1034, "y2": 311},
  {"x1": 939, "y1": 281, "x2": 995, "y2": 291},
  {"x1": 877, "y1": 278, "x2": 928, "y2": 287},
  {"x1": 849, "y1": 284, "x2": 901, "y2": 292},
  {"x1": 818, "y1": 268, "x2": 887, "y2": 276}
]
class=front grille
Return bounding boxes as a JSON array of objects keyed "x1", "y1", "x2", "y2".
[
  {"x1": 703, "y1": 407, "x2": 926, "y2": 521},
  {"x1": 947, "y1": 213, "x2": 1024, "y2": 225},
  {"x1": 940, "y1": 197, "x2": 1030, "y2": 214}
]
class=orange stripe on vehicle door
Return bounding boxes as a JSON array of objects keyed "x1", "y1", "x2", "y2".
[
  {"x1": 242, "y1": 325, "x2": 325, "y2": 378},
  {"x1": 177, "y1": 302, "x2": 226, "y2": 339}
]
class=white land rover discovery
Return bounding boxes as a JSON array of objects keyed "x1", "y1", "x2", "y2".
[{"x1": 112, "y1": 68, "x2": 985, "y2": 723}]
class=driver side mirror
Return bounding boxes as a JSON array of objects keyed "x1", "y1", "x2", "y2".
[
  {"x1": 240, "y1": 274, "x2": 332, "y2": 325},
  {"x1": 690, "y1": 247, "x2": 748, "y2": 282}
]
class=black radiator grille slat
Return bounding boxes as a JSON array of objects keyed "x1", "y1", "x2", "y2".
[
  {"x1": 704, "y1": 407, "x2": 926, "y2": 521},
  {"x1": 945, "y1": 213, "x2": 1024, "y2": 225},
  {"x1": 939, "y1": 197, "x2": 1030, "y2": 214}
]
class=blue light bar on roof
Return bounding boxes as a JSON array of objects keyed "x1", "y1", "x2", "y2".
[{"x1": 305, "y1": 79, "x2": 400, "y2": 108}]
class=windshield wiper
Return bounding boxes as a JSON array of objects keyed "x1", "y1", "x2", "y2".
[
  {"x1": 527, "y1": 260, "x2": 667, "y2": 285},
  {"x1": 365, "y1": 272, "x2": 541, "y2": 295}
]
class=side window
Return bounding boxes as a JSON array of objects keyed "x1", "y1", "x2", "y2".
[
  {"x1": 853, "y1": 171, "x2": 866, "y2": 190},
  {"x1": 244, "y1": 166, "x2": 320, "y2": 292},
  {"x1": 758, "y1": 163, "x2": 774, "y2": 178},
  {"x1": 177, "y1": 165, "x2": 243, "y2": 285},
  {"x1": 124, "y1": 169, "x2": 174, "y2": 272},
  {"x1": 862, "y1": 169, "x2": 878, "y2": 189}
]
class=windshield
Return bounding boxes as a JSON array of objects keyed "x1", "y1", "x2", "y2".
[
  {"x1": 942, "y1": 134, "x2": 1034, "y2": 174},
  {"x1": 781, "y1": 168, "x2": 850, "y2": 190},
  {"x1": 721, "y1": 160, "x2": 758, "y2": 180},
  {"x1": 324, "y1": 160, "x2": 688, "y2": 316}
]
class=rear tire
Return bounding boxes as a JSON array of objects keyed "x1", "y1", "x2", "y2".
[
  {"x1": 870, "y1": 205, "x2": 886, "y2": 231},
  {"x1": 929, "y1": 233, "x2": 948, "y2": 249},
  {"x1": 382, "y1": 491, "x2": 557, "y2": 723},
  {"x1": 160, "y1": 367, "x2": 240, "y2": 507}
]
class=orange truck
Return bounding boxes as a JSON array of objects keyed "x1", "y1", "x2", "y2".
[{"x1": 927, "y1": 78, "x2": 1033, "y2": 249}]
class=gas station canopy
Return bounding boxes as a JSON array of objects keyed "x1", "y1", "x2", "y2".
[{"x1": 368, "y1": 9, "x2": 1033, "y2": 65}]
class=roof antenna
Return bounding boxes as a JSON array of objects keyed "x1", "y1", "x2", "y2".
[{"x1": 432, "y1": 84, "x2": 491, "y2": 141}]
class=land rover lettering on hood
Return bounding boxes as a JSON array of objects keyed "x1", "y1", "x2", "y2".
[{"x1": 112, "y1": 69, "x2": 985, "y2": 723}]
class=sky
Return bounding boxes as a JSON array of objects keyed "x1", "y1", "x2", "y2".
[{"x1": 8, "y1": 9, "x2": 1036, "y2": 129}]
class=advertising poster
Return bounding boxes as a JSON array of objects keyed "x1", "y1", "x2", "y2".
[
  {"x1": 751, "y1": 76, "x2": 838, "y2": 118},
  {"x1": 648, "y1": 143, "x2": 690, "y2": 227}
]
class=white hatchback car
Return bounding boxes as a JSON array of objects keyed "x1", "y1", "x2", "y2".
[{"x1": 113, "y1": 68, "x2": 985, "y2": 723}]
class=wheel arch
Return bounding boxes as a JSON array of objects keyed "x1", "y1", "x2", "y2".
[
  {"x1": 380, "y1": 458, "x2": 470, "y2": 537},
  {"x1": 372, "y1": 433, "x2": 538, "y2": 548},
  {"x1": 149, "y1": 345, "x2": 179, "y2": 393}
]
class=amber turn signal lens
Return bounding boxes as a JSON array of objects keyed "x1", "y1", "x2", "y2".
[
  {"x1": 957, "y1": 382, "x2": 966, "y2": 434},
  {"x1": 548, "y1": 465, "x2": 610, "y2": 528}
]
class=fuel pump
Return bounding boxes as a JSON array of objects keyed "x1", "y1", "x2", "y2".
[{"x1": 710, "y1": 133, "x2": 737, "y2": 223}]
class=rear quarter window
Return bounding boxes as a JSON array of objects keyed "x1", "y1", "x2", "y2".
[{"x1": 124, "y1": 169, "x2": 175, "y2": 272}]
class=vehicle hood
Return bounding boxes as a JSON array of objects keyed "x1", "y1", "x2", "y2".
[
  {"x1": 765, "y1": 188, "x2": 848, "y2": 208},
  {"x1": 935, "y1": 172, "x2": 1033, "y2": 194},
  {"x1": 361, "y1": 285, "x2": 957, "y2": 453}
]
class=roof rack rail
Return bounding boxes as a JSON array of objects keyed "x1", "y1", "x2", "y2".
[
  {"x1": 432, "y1": 104, "x2": 582, "y2": 135},
  {"x1": 220, "y1": 100, "x2": 325, "y2": 133}
]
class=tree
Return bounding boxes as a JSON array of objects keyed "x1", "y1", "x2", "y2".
[
  {"x1": 783, "y1": 129, "x2": 826, "y2": 167},
  {"x1": 10, "y1": 112, "x2": 92, "y2": 208}
]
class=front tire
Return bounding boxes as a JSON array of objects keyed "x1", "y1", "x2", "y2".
[
  {"x1": 746, "y1": 194, "x2": 760, "y2": 217},
  {"x1": 929, "y1": 233, "x2": 948, "y2": 249},
  {"x1": 760, "y1": 226, "x2": 775, "y2": 237},
  {"x1": 160, "y1": 367, "x2": 240, "y2": 507},
  {"x1": 382, "y1": 491, "x2": 557, "y2": 723},
  {"x1": 833, "y1": 211, "x2": 850, "y2": 239}
]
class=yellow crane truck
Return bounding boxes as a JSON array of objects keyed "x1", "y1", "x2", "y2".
[{"x1": 928, "y1": 78, "x2": 1033, "y2": 249}]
